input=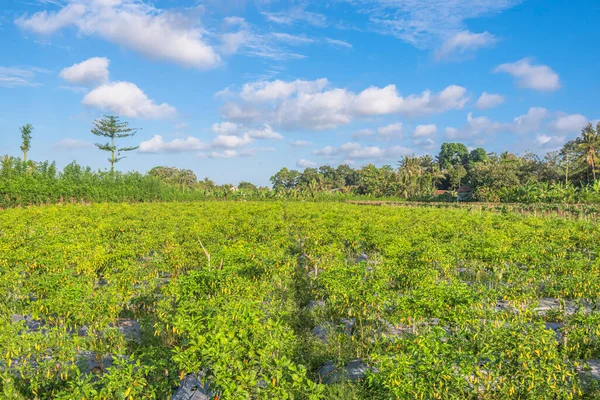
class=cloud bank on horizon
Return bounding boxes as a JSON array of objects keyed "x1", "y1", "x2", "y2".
[{"x1": 1, "y1": 0, "x2": 598, "y2": 184}]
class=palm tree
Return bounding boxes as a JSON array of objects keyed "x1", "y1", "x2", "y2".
[
  {"x1": 397, "y1": 155, "x2": 426, "y2": 198},
  {"x1": 398, "y1": 155, "x2": 423, "y2": 178},
  {"x1": 426, "y1": 163, "x2": 445, "y2": 190},
  {"x1": 578, "y1": 123, "x2": 600, "y2": 181}
]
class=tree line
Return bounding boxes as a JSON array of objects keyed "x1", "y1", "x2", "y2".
[
  {"x1": 3, "y1": 116, "x2": 600, "y2": 207},
  {"x1": 270, "y1": 123, "x2": 600, "y2": 202}
]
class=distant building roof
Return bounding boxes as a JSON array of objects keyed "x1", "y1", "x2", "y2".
[{"x1": 457, "y1": 187, "x2": 473, "y2": 193}]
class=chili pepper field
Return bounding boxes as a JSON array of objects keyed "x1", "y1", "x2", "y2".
[{"x1": 1, "y1": 202, "x2": 599, "y2": 399}]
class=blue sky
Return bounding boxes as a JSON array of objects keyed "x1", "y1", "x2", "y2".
[{"x1": 1, "y1": 0, "x2": 599, "y2": 185}]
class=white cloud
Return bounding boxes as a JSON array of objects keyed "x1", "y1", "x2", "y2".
[
  {"x1": 220, "y1": 102, "x2": 262, "y2": 123},
  {"x1": 240, "y1": 78, "x2": 329, "y2": 102},
  {"x1": 353, "y1": 84, "x2": 468, "y2": 116},
  {"x1": 445, "y1": 112, "x2": 505, "y2": 141},
  {"x1": 313, "y1": 145, "x2": 336, "y2": 157},
  {"x1": 325, "y1": 38, "x2": 353, "y2": 49},
  {"x1": 139, "y1": 135, "x2": 205, "y2": 153},
  {"x1": 220, "y1": 31, "x2": 249, "y2": 55},
  {"x1": 346, "y1": 0, "x2": 519, "y2": 48},
  {"x1": 212, "y1": 121, "x2": 241, "y2": 135},
  {"x1": 413, "y1": 124, "x2": 437, "y2": 137},
  {"x1": 290, "y1": 140, "x2": 314, "y2": 147},
  {"x1": 0, "y1": 67, "x2": 40, "y2": 88},
  {"x1": 211, "y1": 134, "x2": 254, "y2": 148},
  {"x1": 536, "y1": 134, "x2": 565, "y2": 147},
  {"x1": 219, "y1": 22, "x2": 307, "y2": 61},
  {"x1": 204, "y1": 147, "x2": 273, "y2": 159},
  {"x1": 16, "y1": 1, "x2": 220, "y2": 69},
  {"x1": 53, "y1": 138, "x2": 93, "y2": 151},
  {"x1": 221, "y1": 79, "x2": 468, "y2": 131},
  {"x1": 60, "y1": 57, "x2": 109, "y2": 85},
  {"x1": 82, "y1": 81, "x2": 176, "y2": 119},
  {"x1": 246, "y1": 125, "x2": 283, "y2": 140},
  {"x1": 446, "y1": 108, "x2": 590, "y2": 145},
  {"x1": 140, "y1": 122, "x2": 281, "y2": 153},
  {"x1": 475, "y1": 92, "x2": 504, "y2": 109},
  {"x1": 314, "y1": 141, "x2": 412, "y2": 160},
  {"x1": 549, "y1": 113, "x2": 588, "y2": 133},
  {"x1": 262, "y1": 7, "x2": 327, "y2": 28},
  {"x1": 209, "y1": 149, "x2": 239, "y2": 159},
  {"x1": 223, "y1": 16, "x2": 246, "y2": 26},
  {"x1": 15, "y1": 3, "x2": 86, "y2": 35},
  {"x1": 435, "y1": 30, "x2": 497, "y2": 60},
  {"x1": 378, "y1": 122, "x2": 403, "y2": 137},
  {"x1": 297, "y1": 159, "x2": 317, "y2": 168},
  {"x1": 495, "y1": 58, "x2": 560, "y2": 91},
  {"x1": 272, "y1": 32, "x2": 315, "y2": 45},
  {"x1": 513, "y1": 107, "x2": 550, "y2": 134}
]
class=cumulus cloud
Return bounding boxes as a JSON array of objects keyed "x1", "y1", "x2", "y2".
[
  {"x1": 82, "y1": 81, "x2": 176, "y2": 119},
  {"x1": 240, "y1": 79, "x2": 329, "y2": 102},
  {"x1": 377, "y1": 123, "x2": 403, "y2": 137},
  {"x1": 413, "y1": 124, "x2": 437, "y2": 137},
  {"x1": 445, "y1": 107, "x2": 589, "y2": 145},
  {"x1": 513, "y1": 107, "x2": 550, "y2": 134},
  {"x1": 313, "y1": 142, "x2": 412, "y2": 161},
  {"x1": 221, "y1": 78, "x2": 468, "y2": 131},
  {"x1": 16, "y1": 0, "x2": 220, "y2": 69},
  {"x1": 60, "y1": 57, "x2": 110, "y2": 85},
  {"x1": 209, "y1": 149, "x2": 240, "y2": 159},
  {"x1": 139, "y1": 124, "x2": 282, "y2": 153},
  {"x1": 211, "y1": 134, "x2": 254, "y2": 149},
  {"x1": 445, "y1": 112, "x2": 506, "y2": 141},
  {"x1": 435, "y1": 30, "x2": 497, "y2": 60},
  {"x1": 475, "y1": 92, "x2": 504, "y2": 109},
  {"x1": 246, "y1": 125, "x2": 283, "y2": 139},
  {"x1": 297, "y1": 159, "x2": 317, "y2": 168},
  {"x1": 535, "y1": 134, "x2": 565, "y2": 150},
  {"x1": 549, "y1": 113, "x2": 588, "y2": 133},
  {"x1": 206, "y1": 147, "x2": 274, "y2": 159},
  {"x1": 495, "y1": 58, "x2": 560, "y2": 91},
  {"x1": 139, "y1": 135, "x2": 205, "y2": 153},
  {"x1": 212, "y1": 121, "x2": 241, "y2": 135},
  {"x1": 352, "y1": 84, "x2": 468, "y2": 116}
]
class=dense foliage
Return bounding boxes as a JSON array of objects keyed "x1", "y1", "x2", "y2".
[
  {"x1": 0, "y1": 159, "x2": 403, "y2": 209},
  {"x1": 269, "y1": 123, "x2": 600, "y2": 202},
  {"x1": 3, "y1": 121, "x2": 600, "y2": 207},
  {"x1": 1, "y1": 203, "x2": 599, "y2": 399}
]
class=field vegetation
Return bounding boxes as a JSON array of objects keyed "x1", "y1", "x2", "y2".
[{"x1": 1, "y1": 202, "x2": 599, "y2": 399}]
